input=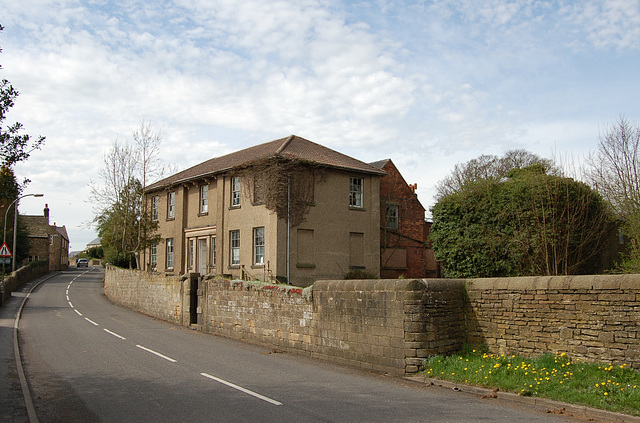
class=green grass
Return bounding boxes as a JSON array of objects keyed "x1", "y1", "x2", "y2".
[{"x1": 423, "y1": 347, "x2": 640, "y2": 416}]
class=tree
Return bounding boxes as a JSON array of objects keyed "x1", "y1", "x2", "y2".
[
  {"x1": 0, "y1": 166, "x2": 31, "y2": 266},
  {"x1": 90, "y1": 121, "x2": 166, "y2": 268},
  {"x1": 430, "y1": 163, "x2": 614, "y2": 278},
  {"x1": 0, "y1": 25, "x2": 45, "y2": 167},
  {"x1": 585, "y1": 116, "x2": 640, "y2": 272},
  {"x1": 435, "y1": 149, "x2": 556, "y2": 200}
]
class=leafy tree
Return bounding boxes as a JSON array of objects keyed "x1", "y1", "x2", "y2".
[
  {"x1": 87, "y1": 246, "x2": 104, "y2": 259},
  {"x1": 585, "y1": 117, "x2": 640, "y2": 272},
  {"x1": 96, "y1": 178, "x2": 159, "y2": 268},
  {"x1": 431, "y1": 164, "x2": 613, "y2": 278},
  {"x1": 0, "y1": 25, "x2": 45, "y2": 167},
  {"x1": 0, "y1": 166, "x2": 31, "y2": 266}
]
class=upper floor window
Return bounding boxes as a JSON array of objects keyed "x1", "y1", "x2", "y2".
[
  {"x1": 152, "y1": 195, "x2": 159, "y2": 221},
  {"x1": 386, "y1": 203, "x2": 399, "y2": 230},
  {"x1": 231, "y1": 177, "x2": 241, "y2": 206},
  {"x1": 253, "y1": 227, "x2": 265, "y2": 266},
  {"x1": 349, "y1": 177, "x2": 363, "y2": 208},
  {"x1": 230, "y1": 230, "x2": 240, "y2": 266},
  {"x1": 200, "y1": 185, "x2": 209, "y2": 214},
  {"x1": 166, "y1": 238, "x2": 174, "y2": 269},
  {"x1": 167, "y1": 192, "x2": 175, "y2": 219},
  {"x1": 253, "y1": 174, "x2": 265, "y2": 204}
]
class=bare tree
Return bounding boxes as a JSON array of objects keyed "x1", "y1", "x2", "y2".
[
  {"x1": 89, "y1": 121, "x2": 167, "y2": 268},
  {"x1": 586, "y1": 116, "x2": 640, "y2": 270},
  {"x1": 435, "y1": 149, "x2": 556, "y2": 200}
]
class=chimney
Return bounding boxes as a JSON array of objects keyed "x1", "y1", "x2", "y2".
[{"x1": 44, "y1": 204, "x2": 50, "y2": 224}]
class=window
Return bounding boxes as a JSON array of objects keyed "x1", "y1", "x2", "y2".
[
  {"x1": 188, "y1": 239, "x2": 195, "y2": 269},
  {"x1": 230, "y1": 230, "x2": 240, "y2": 266},
  {"x1": 152, "y1": 196, "x2": 159, "y2": 221},
  {"x1": 211, "y1": 236, "x2": 217, "y2": 267},
  {"x1": 200, "y1": 185, "x2": 208, "y2": 214},
  {"x1": 167, "y1": 192, "x2": 175, "y2": 219},
  {"x1": 386, "y1": 203, "x2": 399, "y2": 230},
  {"x1": 150, "y1": 243, "x2": 157, "y2": 268},
  {"x1": 253, "y1": 227, "x2": 265, "y2": 265},
  {"x1": 349, "y1": 177, "x2": 363, "y2": 208},
  {"x1": 231, "y1": 176, "x2": 241, "y2": 206},
  {"x1": 166, "y1": 238, "x2": 174, "y2": 269}
]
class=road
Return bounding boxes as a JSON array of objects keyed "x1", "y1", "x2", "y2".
[{"x1": 17, "y1": 267, "x2": 576, "y2": 422}]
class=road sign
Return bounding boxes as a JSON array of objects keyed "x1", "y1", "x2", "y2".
[{"x1": 0, "y1": 242, "x2": 12, "y2": 258}]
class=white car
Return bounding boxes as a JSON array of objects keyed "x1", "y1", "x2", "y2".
[{"x1": 77, "y1": 258, "x2": 89, "y2": 268}]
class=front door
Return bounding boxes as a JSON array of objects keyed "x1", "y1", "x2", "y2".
[{"x1": 198, "y1": 238, "x2": 208, "y2": 275}]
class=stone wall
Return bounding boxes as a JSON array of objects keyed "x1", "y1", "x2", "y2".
[
  {"x1": 1, "y1": 261, "x2": 49, "y2": 305},
  {"x1": 465, "y1": 275, "x2": 640, "y2": 368},
  {"x1": 104, "y1": 266, "x2": 183, "y2": 325}
]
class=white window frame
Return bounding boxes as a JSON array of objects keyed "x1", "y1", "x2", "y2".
[
  {"x1": 167, "y1": 192, "x2": 175, "y2": 219},
  {"x1": 200, "y1": 184, "x2": 209, "y2": 214},
  {"x1": 166, "y1": 238, "x2": 174, "y2": 269},
  {"x1": 152, "y1": 195, "x2": 159, "y2": 221},
  {"x1": 349, "y1": 177, "x2": 363, "y2": 208},
  {"x1": 253, "y1": 227, "x2": 265, "y2": 266},
  {"x1": 230, "y1": 230, "x2": 240, "y2": 266},
  {"x1": 386, "y1": 203, "x2": 399, "y2": 230},
  {"x1": 188, "y1": 239, "x2": 195, "y2": 269},
  {"x1": 231, "y1": 176, "x2": 241, "y2": 206},
  {"x1": 150, "y1": 242, "x2": 157, "y2": 268}
]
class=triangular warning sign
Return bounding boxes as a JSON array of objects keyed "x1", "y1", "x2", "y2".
[{"x1": 0, "y1": 242, "x2": 12, "y2": 257}]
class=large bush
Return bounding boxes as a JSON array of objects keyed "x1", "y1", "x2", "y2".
[{"x1": 430, "y1": 165, "x2": 614, "y2": 278}]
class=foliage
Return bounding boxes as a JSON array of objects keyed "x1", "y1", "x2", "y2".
[
  {"x1": 424, "y1": 350, "x2": 640, "y2": 416},
  {"x1": 86, "y1": 246, "x2": 104, "y2": 259},
  {"x1": 0, "y1": 166, "x2": 30, "y2": 264},
  {"x1": 585, "y1": 116, "x2": 640, "y2": 272},
  {"x1": 430, "y1": 164, "x2": 613, "y2": 278},
  {"x1": 435, "y1": 149, "x2": 556, "y2": 201},
  {"x1": 0, "y1": 25, "x2": 45, "y2": 167},
  {"x1": 235, "y1": 156, "x2": 320, "y2": 227},
  {"x1": 96, "y1": 178, "x2": 159, "y2": 269},
  {"x1": 90, "y1": 121, "x2": 167, "y2": 268}
]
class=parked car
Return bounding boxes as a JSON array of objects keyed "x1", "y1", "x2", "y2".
[{"x1": 77, "y1": 258, "x2": 89, "y2": 268}]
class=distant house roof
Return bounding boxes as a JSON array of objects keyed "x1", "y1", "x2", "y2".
[
  {"x1": 87, "y1": 237, "x2": 101, "y2": 248},
  {"x1": 147, "y1": 135, "x2": 386, "y2": 191},
  {"x1": 56, "y1": 226, "x2": 69, "y2": 242},
  {"x1": 369, "y1": 159, "x2": 391, "y2": 170}
]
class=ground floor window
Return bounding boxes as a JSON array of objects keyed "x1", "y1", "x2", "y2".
[
  {"x1": 253, "y1": 227, "x2": 265, "y2": 265},
  {"x1": 166, "y1": 238, "x2": 174, "y2": 269},
  {"x1": 230, "y1": 230, "x2": 240, "y2": 266}
]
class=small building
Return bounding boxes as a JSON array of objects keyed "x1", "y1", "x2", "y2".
[
  {"x1": 371, "y1": 159, "x2": 439, "y2": 278},
  {"x1": 23, "y1": 204, "x2": 70, "y2": 271},
  {"x1": 143, "y1": 135, "x2": 385, "y2": 287}
]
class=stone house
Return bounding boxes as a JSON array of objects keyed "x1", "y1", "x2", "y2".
[
  {"x1": 23, "y1": 204, "x2": 70, "y2": 271},
  {"x1": 371, "y1": 159, "x2": 439, "y2": 278},
  {"x1": 142, "y1": 135, "x2": 385, "y2": 287}
]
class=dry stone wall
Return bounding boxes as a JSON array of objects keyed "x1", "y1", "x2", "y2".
[{"x1": 465, "y1": 275, "x2": 640, "y2": 368}]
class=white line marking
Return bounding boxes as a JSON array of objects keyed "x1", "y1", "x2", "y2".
[
  {"x1": 66, "y1": 295, "x2": 70, "y2": 301},
  {"x1": 68, "y1": 301, "x2": 74, "y2": 308},
  {"x1": 74, "y1": 309, "x2": 83, "y2": 316},
  {"x1": 104, "y1": 329, "x2": 126, "y2": 340},
  {"x1": 85, "y1": 318, "x2": 99, "y2": 326},
  {"x1": 136, "y1": 345, "x2": 177, "y2": 363},
  {"x1": 200, "y1": 373, "x2": 283, "y2": 406}
]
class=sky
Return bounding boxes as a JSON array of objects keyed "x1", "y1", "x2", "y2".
[{"x1": 1, "y1": 0, "x2": 639, "y2": 252}]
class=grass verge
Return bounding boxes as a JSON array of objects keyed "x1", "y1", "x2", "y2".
[{"x1": 423, "y1": 347, "x2": 640, "y2": 416}]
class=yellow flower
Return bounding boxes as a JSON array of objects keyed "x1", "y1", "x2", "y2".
[{"x1": 604, "y1": 392, "x2": 609, "y2": 396}]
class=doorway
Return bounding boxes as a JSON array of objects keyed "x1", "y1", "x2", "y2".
[{"x1": 198, "y1": 238, "x2": 208, "y2": 275}]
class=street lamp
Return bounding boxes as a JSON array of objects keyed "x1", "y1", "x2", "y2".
[{"x1": 2, "y1": 193, "x2": 44, "y2": 273}]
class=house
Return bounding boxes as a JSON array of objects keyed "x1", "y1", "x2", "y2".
[
  {"x1": 371, "y1": 159, "x2": 440, "y2": 278},
  {"x1": 143, "y1": 135, "x2": 385, "y2": 287},
  {"x1": 23, "y1": 204, "x2": 70, "y2": 271}
]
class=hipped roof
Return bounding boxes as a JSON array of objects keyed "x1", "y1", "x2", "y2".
[{"x1": 147, "y1": 135, "x2": 386, "y2": 191}]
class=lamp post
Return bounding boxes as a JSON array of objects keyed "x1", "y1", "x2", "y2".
[{"x1": 2, "y1": 193, "x2": 44, "y2": 275}]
